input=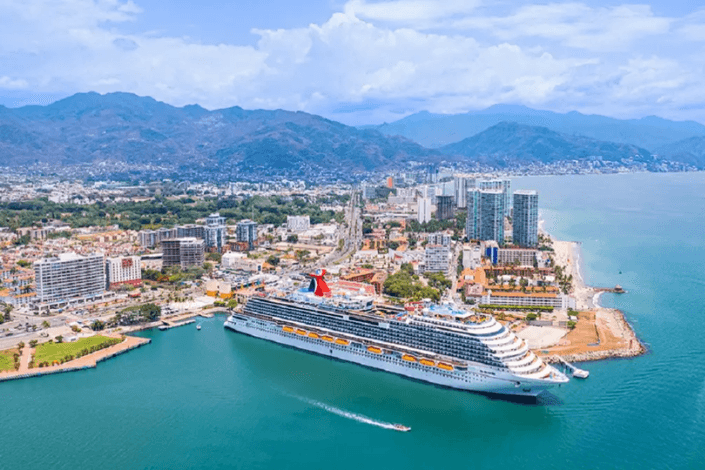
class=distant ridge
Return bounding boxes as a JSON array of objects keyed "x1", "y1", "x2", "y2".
[
  {"x1": 373, "y1": 105, "x2": 705, "y2": 151},
  {"x1": 439, "y1": 122, "x2": 662, "y2": 169}
]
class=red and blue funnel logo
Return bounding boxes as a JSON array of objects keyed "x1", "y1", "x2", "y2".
[{"x1": 308, "y1": 269, "x2": 331, "y2": 297}]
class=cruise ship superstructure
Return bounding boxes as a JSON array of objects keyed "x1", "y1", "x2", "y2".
[{"x1": 224, "y1": 270, "x2": 569, "y2": 397}]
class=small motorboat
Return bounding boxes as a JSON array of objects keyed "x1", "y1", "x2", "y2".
[
  {"x1": 393, "y1": 424, "x2": 410, "y2": 432},
  {"x1": 197, "y1": 325, "x2": 202, "y2": 331}
]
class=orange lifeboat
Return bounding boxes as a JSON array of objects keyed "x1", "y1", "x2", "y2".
[
  {"x1": 282, "y1": 326, "x2": 294, "y2": 333},
  {"x1": 402, "y1": 354, "x2": 417, "y2": 362},
  {"x1": 308, "y1": 332, "x2": 320, "y2": 339},
  {"x1": 367, "y1": 346, "x2": 382, "y2": 354},
  {"x1": 419, "y1": 359, "x2": 435, "y2": 367},
  {"x1": 437, "y1": 363, "x2": 454, "y2": 371},
  {"x1": 295, "y1": 329, "x2": 307, "y2": 336},
  {"x1": 335, "y1": 338, "x2": 350, "y2": 346},
  {"x1": 321, "y1": 336, "x2": 334, "y2": 342}
]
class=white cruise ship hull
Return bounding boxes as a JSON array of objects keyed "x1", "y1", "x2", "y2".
[{"x1": 224, "y1": 314, "x2": 562, "y2": 398}]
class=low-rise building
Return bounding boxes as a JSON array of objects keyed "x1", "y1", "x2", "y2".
[{"x1": 286, "y1": 215, "x2": 310, "y2": 233}]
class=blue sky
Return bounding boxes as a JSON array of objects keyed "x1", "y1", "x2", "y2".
[{"x1": 1, "y1": 0, "x2": 705, "y2": 125}]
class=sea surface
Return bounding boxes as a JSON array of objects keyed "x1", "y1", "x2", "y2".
[{"x1": 2, "y1": 172, "x2": 705, "y2": 469}]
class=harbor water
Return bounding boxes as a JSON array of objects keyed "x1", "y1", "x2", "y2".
[{"x1": 1, "y1": 172, "x2": 705, "y2": 469}]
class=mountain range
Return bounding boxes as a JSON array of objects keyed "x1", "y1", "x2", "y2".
[
  {"x1": 372, "y1": 104, "x2": 705, "y2": 154},
  {"x1": 0, "y1": 92, "x2": 440, "y2": 178},
  {"x1": 0, "y1": 93, "x2": 704, "y2": 179}
]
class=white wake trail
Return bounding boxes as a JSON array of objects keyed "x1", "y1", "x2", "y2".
[{"x1": 296, "y1": 396, "x2": 401, "y2": 431}]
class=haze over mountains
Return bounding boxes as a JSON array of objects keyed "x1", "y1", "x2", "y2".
[
  {"x1": 0, "y1": 92, "x2": 704, "y2": 179},
  {"x1": 374, "y1": 105, "x2": 705, "y2": 153}
]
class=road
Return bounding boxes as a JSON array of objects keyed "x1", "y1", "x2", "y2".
[{"x1": 321, "y1": 189, "x2": 362, "y2": 267}]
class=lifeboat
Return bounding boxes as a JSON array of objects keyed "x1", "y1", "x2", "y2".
[
  {"x1": 402, "y1": 354, "x2": 417, "y2": 362},
  {"x1": 308, "y1": 332, "x2": 320, "y2": 339},
  {"x1": 295, "y1": 329, "x2": 307, "y2": 336},
  {"x1": 419, "y1": 359, "x2": 435, "y2": 367},
  {"x1": 282, "y1": 326, "x2": 294, "y2": 333},
  {"x1": 335, "y1": 338, "x2": 350, "y2": 346},
  {"x1": 322, "y1": 336, "x2": 334, "y2": 342},
  {"x1": 367, "y1": 346, "x2": 382, "y2": 354},
  {"x1": 437, "y1": 363, "x2": 454, "y2": 371}
]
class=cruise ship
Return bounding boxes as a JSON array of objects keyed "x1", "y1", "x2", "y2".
[{"x1": 224, "y1": 270, "x2": 569, "y2": 397}]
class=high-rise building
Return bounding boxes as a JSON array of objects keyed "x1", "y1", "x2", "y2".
[
  {"x1": 513, "y1": 190, "x2": 539, "y2": 247},
  {"x1": 362, "y1": 184, "x2": 377, "y2": 200},
  {"x1": 466, "y1": 188, "x2": 480, "y2": 240},
  {"x1": 479, "y1": 179, "x2": 511, "y2": 216},
  {"x1": 204, "y1": 213, "x2": 227, "y2": 252},
  {"x1": 454, "y1": 176, "x2": 475, "y2": 209},
  {"x1": 105, "y1": 256, "x2": 141, "y2": 289},
  {"x1": 287, "y1": 216, "x2": 311, "y2": 233},
  {"x1": 162, "y1": 238, "x2": 205, "y2": 269},
  {"x1": 177, "y1": 224, "x2": 205, "y2": 239},
  {"x1": 417, "y1": 186, "x2": 433, "y2": 224},
  {"x1": 34, "y1": 252, "x2": 106, "y2": 308},
  {"x1": 480, "y1": 190, "x2": 505, "y2": 244},
  {"x1": 236, "y1": 220, "x2": 258, "y2": 250},
  {"x1": 436, "y1": 195, "x2": 455, "y2": 221}
]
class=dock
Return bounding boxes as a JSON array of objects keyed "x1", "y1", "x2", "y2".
[
  {"x1": 553, "y1": 355, "x2": 590, "y2": 379},
  {"x1": 158, "y1": 319, "x2": 196, "y2": 330}
]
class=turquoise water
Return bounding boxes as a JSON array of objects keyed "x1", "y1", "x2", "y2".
[{"x1": 2, "y1": 172, "x2": 705, "y2": 469}]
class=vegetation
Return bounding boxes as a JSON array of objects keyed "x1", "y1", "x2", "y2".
[
  {"x1": 206, "y1": 252, "x2": 222, "y2": 263},
  {"x1": 286, "y1": 234, "x2": 299, "y2": 243},
  {"x1": 424, "y1": 272, "x2": 452, "y2": 290},
  {"x1": 113, "y1": 303, "x2": 161, "y2": 325},
  {"x1": 16, "y1": 259, "x2": 31, "y2": 268},
  {"x1": 91, "y1": 320, "x2": 106, "y2": 331},
  {"x1": 383, "y1": 271, "x2": 441, "y2": 301},
  {"x1": 34, "y1": 335, "x2": 122, "y2": 367},
  {"x1": 526, "y1": 313, "x2": 538, "y2": 321},
  {"x1": 567, "y1": 320, "x2": 577, "y2": 330},
  {"x1": 266, "y1": 255, "x2": 280, "y2": 266},
  {"x1": 0, "y1": 348, "x2": 19, "y2": 372},
  {"x1": 0, "y1": 194, "x2": 345, "y2": 231}
]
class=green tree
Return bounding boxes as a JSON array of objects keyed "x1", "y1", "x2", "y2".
[
  {"x1": 91, "y1": 320, "x2": 106, "y2": 331},
  {"x1": 286, "y1": 234, "x2": 299, "y2": 243},
  {"x1": 55, "y1": 335, "x2": 64, "y2": 343},
  {"x1": 29, "y1": 340, "x2": 38, "y2": 348},
  {"x1": 41, "y1": 320, "x2": 50, "y2": 329}
]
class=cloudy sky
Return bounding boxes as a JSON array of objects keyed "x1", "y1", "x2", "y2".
[{"x1": 1, "y1": 0, "x2": 704, "y2": 124}]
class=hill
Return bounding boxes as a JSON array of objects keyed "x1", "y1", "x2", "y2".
[
  {"x1": 439, "y1": 122, "x2": 662, "y2": 169},
  {"x1": 374, "y1": 104, "x2": 705, "y2": 151},
  {"x1": 0, "y1": 92, "x2": 440, "y2": 179}
]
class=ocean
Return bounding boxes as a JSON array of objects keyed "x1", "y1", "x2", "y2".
[{"x1": 1, "y1": 172, "x2": 704, "y2": 469}]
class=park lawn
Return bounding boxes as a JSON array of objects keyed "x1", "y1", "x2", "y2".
[
  {"x1": 0, "y1": 348, "x2": 18, "y2": 372},
  {"x1": 34, "y1": 335, "x2": 122, "y2": 365}
]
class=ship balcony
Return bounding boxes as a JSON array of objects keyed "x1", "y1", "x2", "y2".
[
  {"x1": 505, "y1": 351, "x2": 537, "y2": 369},
  {"x1": 495, "y1": 343, "x2": 529, "y2": 360},
  {"x1": 488, "y1": 336, "x2": 524, "y2": 353}
]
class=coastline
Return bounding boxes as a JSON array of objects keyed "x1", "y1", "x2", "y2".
[{"x1": 546, "y1": 236, "x2": 646, "y2": 363}]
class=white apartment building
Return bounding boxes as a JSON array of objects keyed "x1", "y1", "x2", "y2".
[
  {"x1": 34, "y1": 252, "x2": 107, "y2": 309},
  {"x1": 497, "y1": 248, "x2": 540, "y2": 267},
  {"x1": 424, "y1": 245, "x2": 450, "y2": 273},
  {"x1": 462, "y1": 245, "x2": 482, "y2": 270},
  {"x1": 106, "y1": 256, "x2": 142, "y2": 289},
  {"x1": 479, "y1": 290, "x2": 576, "y2": 310},
  {"x1": 287, "y1": 215, "x2": 311, "y2": 233}
]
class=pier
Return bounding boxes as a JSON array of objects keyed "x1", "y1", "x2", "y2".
[
  {"x1": 552, "y1": 355, "x2": 589, "y2": 379},
  {"x1": 159, "y1": 319, "x2": 196, "y2": 330}
]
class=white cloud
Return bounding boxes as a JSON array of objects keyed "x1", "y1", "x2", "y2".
[
  {"x1": 344, "y1": 0, "x2": 481, "y2": 24},
  {"x1": 0, "y1": 76, "x2": 29, "y2": 89},
  {"x1": 1, "y1": 0, "x2": 705, "y2": 124},
  {"x1": 453, "y1": 3, "x2": 672, "y2": 51}
]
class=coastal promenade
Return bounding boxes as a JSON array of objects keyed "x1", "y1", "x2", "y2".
[{"x1": 0, "y1": 334, "x2": 150, "y2": 383}]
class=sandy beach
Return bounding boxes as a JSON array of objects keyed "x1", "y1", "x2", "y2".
[{"x1": 548, "y1": 236, "x2": 645, "y2": 362}]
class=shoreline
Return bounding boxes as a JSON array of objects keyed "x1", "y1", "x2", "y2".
[{"x1": 546, "y1": 235, "x2": 646, "y2": 363}]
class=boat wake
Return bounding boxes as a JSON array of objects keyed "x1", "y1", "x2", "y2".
[{"x1": 294, "y1": 395, "x2": 406, "y2": 431}]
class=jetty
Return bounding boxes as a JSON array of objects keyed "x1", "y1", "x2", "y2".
[
  {"x1": 158, "y1": 319, "x2": 195, "y2": 330},
  {"x1": 553, "y1": 355, "x2": 589, "y2": 379}
]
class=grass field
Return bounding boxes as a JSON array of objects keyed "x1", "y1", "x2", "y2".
[
  {"x1": 34, "y1": 336, "x2": 122, "y2": 365},
  {"x1": 0, "y1": 348, "x2": 19, "y2": 372}
]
